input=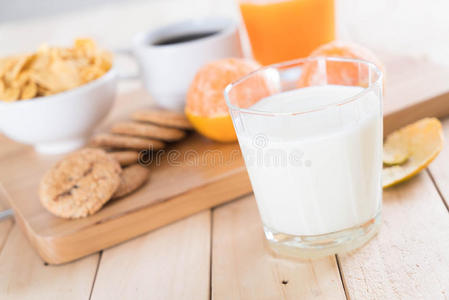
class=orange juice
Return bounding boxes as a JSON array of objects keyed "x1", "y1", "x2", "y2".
[{"x1": 239, "y1": 0, "x2": 335, "y2": 65}]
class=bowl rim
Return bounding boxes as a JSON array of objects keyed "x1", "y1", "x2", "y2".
[
  {"x1": 0, "y1": 67, "x2": 117, "y2": 108},
  {"x1": 133, "y1": 16, "x2": 239, "y2": 51}
]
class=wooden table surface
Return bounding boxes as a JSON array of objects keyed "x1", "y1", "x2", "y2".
[
  {"x1": 1, "y1": 82, "x2": 449, "y2": 299},
  {"x1": 1, "y1": 1, "x2": 449, "y2": 299},
  {"x1": 1, "y1": 127, "x2": 449, "y2": 300}
]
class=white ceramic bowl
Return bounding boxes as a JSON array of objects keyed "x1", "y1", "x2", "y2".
[{"x1": 0, "y1": 68, "x2": 117, "y2": 154}]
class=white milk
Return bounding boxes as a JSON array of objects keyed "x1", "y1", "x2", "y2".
[{"x1": 237, "y1": 85, "x2": 382, "y2": 236}]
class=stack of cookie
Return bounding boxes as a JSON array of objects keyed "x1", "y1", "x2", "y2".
[
  {"x1": 39, "y1": 109, "x2": 192, "y2": 219},
  {"x1": 90, "y1": 109, "x2": 192, "y2": 154}
]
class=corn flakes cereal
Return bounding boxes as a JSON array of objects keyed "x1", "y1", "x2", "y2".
[{"x1": 0, "y1": 38, "x2": 112, "y2": 102}]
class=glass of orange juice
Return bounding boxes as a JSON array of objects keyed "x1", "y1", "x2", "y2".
[{"x1": 238, "y1": 0, "x2": 335, "y2": 65}]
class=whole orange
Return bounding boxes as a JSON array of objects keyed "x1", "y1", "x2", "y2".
[
  {"x1": 185, "y1": 58, "x2": 261, "y2": 142},
  {"x1": 297, "y1": 41, "x2": 385, "y2": 88}
]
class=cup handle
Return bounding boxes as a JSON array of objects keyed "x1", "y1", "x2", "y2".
[{"x1": 113, "y1": 48, "x2": 140, "y2": 80}]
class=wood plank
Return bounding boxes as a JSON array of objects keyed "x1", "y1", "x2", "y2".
[
  {"x1": 338, "y1": 172, "x2": 449, "y2": 299},
  {"x1": 0, "y1": 226, "x2": 99, "y2": 300},
  {"x1": 211, "y1": 196, "x2": 346, "y2": 300},
  {"x1": 382, "y1": 54, "x2": 449, "y2": 135},
  {"x1": 91, "y1": 210, "x2": 211, "y2": 300},
  {"x1": 3, "y1": 54, "x2": 449, "y2": 264},
  {"x1": 0, "y1": 88, "x2": 251, "y2": 264},
  {"x1": 0, "y1": 184, "x2": 14, "y2": 253},
  {"x1": 427, "y1": 117, "x2": 449, "y2": 208}
]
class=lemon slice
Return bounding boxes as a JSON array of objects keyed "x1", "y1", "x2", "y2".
[
  {"x1": 383, "y1": 122, "x2": 410, "y2": 165},
  {"x1": 383, "y1": 144, "x2": 409, "y2": 166},
  {"x1": 383, "y1": 118, "x2": 443, "y2": 188}
]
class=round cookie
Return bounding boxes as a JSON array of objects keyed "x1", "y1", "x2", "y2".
[
  {"x1": 39, "y1": 148, "x2": 122, "y2": 219},
  {"x1": 113, "y1": 164, "x2": 150, "y2": 199},
  {"x1": 90, "y1": 133, "x2": 165, "y2": 150},
  {"x1": 108, "y1": 151, "x2": 139, "y2": 166},
  {"x1": 132, "y1": 109, "x2": 193, "y2": 130},
  {"x1": 111, "y1": 121, "x2": 186, "y2": 142}
]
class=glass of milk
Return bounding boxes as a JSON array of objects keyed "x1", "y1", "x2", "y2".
[{"x1": 224, "y1": 57, "x2": 383, "y2": 258}]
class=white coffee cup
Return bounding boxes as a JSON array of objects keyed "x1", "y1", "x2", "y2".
[{"x1": 132, "y1": 17, "x2": 243, "y2": 111}]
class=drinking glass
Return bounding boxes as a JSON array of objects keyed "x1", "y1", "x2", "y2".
[{"x1": 224, "y1": 57, "x2": 383, "y2": 258}]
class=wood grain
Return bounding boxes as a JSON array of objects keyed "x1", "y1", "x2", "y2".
[
  {"x1": 427, "y1": 118, "x2": 449, "y2": 208},
  {"x1": 2, "y1": 55, "x2": 449, "y2": 265},
  {"x1": 211, "y1": 196, "x2": 346, "y2": 300},
  {"x1": 338, "y1": 172, "x2": 449, "y2": 299},
  {"x1": 91, "y1": 210, "x2": 211, "y2": 300},
  {"x1": 0, "y1": 89, "x2": 251, "y2": 264},
  {"x1": 382, "y1": 54, "x2": 449, "y2": 134},
  {"x1": 0, "y1": 226, "x2": 99, "y2": 300},
  {"x1": 0, "y1": 185, "x2": 13, "y2": 253}
]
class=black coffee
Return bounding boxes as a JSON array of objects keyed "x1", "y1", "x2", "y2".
[{"x1": 153, "y1": 31, "x2": 219, "y2": 46}]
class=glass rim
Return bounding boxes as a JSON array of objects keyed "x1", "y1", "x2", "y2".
[{"x1": 224, "y1": 56, "x2": 383, "y2": 116}]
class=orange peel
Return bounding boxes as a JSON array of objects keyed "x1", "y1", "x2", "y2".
[
  {"x1": 297, "y1": 40, "x2": 385, "y2": 88},
  {"x1": 383, "y1": 118, "x2": 443, "y2": 188},
  {"x1": 185, "y1": 58, "x2": 262, "y2": 142}
]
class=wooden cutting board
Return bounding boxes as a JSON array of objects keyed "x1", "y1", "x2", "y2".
[
  {"x1": 1, "y1": 53, "x2": 449, "y2": 265},
  {"x1": 381, "y1": 54, "x2": 449, "y2": 134}
]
